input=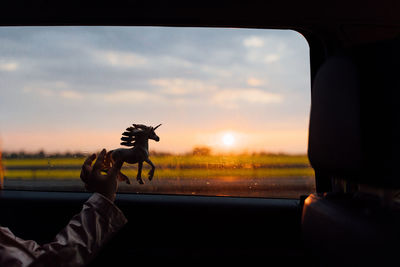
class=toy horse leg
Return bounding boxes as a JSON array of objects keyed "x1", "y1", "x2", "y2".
[
  {"x1": 118, "y1": 171, "x2": 130, "y2": 184},
  {"x1": 144, "y1": 158, "x2": 155, "y2": 181},
  {"x1": 136, "y1": 161, "x2": 144, "y2": 184}
]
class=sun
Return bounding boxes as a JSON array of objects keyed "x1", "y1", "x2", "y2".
[{"x1": 222, "y1": 133, "x2": 235, "y2": 147}]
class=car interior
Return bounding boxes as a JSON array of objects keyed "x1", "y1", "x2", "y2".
[{"x1": 1, "y1": 1, "x2": 399, "y2": 266}]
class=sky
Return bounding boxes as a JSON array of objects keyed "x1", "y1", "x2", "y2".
[{"x1": 0, "y1": 27, "x2": 310, "y2": 154}]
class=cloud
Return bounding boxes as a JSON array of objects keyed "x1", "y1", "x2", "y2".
[
  {"x1": 22, "y1": 83, "x2": 159, "y2": 104},
  {"x1": 22, "y1": 81, "x2": 70, "y2": 98},
  {"x1": 94, "y1": 50, "x2": 148, "y2": 67},
  {"x1": 0, "y1": 61, "x2": 18, "y2": 71},
  {"x1": 243, "y1": 36, "x2": 264, "y2": 48},
  {"x1": 158, "y1": 56, "x2": 193, "y2": 68},
  {"x1": 247, "y1": 78, "x2": 265, "y2": 87},
  {"x1": 264, "y1": 54, "x2": 280, "y2": 63},
  {"x1": 211, "y1": 88, "x2": 282, "y2": 108},
  {"x1": 198, "y1": 65, "x2": 232, "y2": 78},
  {"x1": 95, "y1": 90, "x2": 158, "y2": 103},
  {"x1": 150, "y1": 78, "x2": 218, "y2": 95},
  {"x1": 23, "y1": 86, "x2": 56, "y2": 97},
  {"x1": 59, "y1": 90, "x2": 84, "y2": 100}
]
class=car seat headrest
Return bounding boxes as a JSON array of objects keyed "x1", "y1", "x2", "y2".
[{"x1": 308, "y1": 38, "x2": 400, "y2": 188}]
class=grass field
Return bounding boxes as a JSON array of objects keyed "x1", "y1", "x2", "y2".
[
  {"x1": 2, "y1": 154, "x2": 315, "y2": 198},
  {"x1": 2, "y1": 154, "x2": 313, "y2": 179},
  {"x1": 3, "y1": 154, "x2": 311, "y2": 167}
]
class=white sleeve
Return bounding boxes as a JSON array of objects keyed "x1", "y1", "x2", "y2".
[{"x1": 0, "y1": 193, "x2": 127, "y2": 267}]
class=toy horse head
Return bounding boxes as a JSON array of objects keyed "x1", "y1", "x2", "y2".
[{"x1": 148, "y1": 124, "x2": 161, "y2": 142}]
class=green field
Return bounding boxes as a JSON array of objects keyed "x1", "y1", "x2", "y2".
[
  {"x1": 3, "y1": 154, "x2": 314, "y2": 180},
  {"x1": 2, "y1": 154, "x2": 315, "y2": 198}
]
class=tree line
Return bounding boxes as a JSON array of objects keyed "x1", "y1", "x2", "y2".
[{"x1": 2, "y1": 146, "x2": 293, "y2": 159}]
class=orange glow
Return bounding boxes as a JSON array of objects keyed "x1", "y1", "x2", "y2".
[{"x1": 0, "y1": 127, "x2": 308, "y2": 154}]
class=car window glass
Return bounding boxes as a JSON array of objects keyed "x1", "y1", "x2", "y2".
[{"x1": 0, "y1": 26, "x2": 314, "y2": 198}]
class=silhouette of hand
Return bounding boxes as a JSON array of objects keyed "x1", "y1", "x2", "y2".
[{"x1": 80, "y1": 149, "x2": 123, "y2": 202}]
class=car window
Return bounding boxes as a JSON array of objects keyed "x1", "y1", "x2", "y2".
[{"x1": 0, "y1": 26, "x2": 314, "y2": 198}]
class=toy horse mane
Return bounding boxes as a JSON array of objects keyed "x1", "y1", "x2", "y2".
[{"x1": 120, "y1": 124, "x2": 161, "y2": 147}]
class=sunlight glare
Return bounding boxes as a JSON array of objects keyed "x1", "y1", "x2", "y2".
[{"x1": 222, "y1": 133, "x2": 235, "y2": 147}]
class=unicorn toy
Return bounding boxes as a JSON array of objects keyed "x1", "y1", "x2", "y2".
[{"x1": 104, "y1": 123, "x2": 161, "y2": 184}]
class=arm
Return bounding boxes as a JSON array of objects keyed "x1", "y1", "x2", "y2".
[
  {"x1": 28, "y1": 149, "x2": 126, "y2": 267},
  {"x1": 28, "y1": 193, "x2": 126, "y2": 267}
]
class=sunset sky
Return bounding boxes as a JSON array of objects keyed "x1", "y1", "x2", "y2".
[{"x1": 0, "y1": 27, "x2": 310, "y2": 154}]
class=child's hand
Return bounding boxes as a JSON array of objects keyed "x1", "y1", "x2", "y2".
[{"x1": 80, "y1": 149, "x2": 123, "y2": 202}]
